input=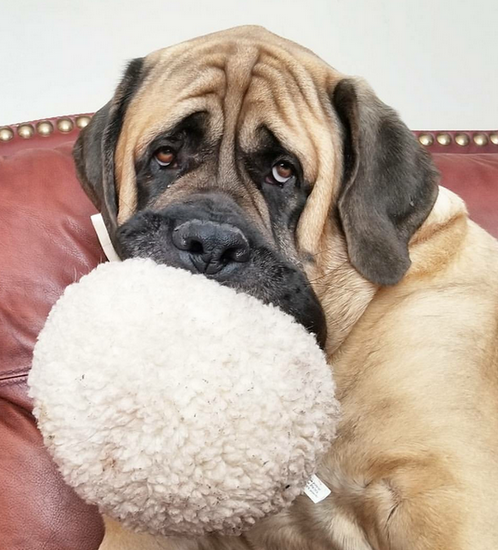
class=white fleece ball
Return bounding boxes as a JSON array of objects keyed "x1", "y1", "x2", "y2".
[{"x1": 29, "y1": 259, "x2": 339, "y2": 537}]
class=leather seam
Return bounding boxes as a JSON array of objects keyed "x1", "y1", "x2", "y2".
[
  {"x1": 1, "y1": 367, "x2": 30, "y2": 378},
  {"x1": 0, "y1": 374, "x2": 28, "y2": 387}
]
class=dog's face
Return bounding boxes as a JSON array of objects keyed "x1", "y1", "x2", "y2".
[{"x1": 74, "y1": 26, "x2": 438, "y2": 349}]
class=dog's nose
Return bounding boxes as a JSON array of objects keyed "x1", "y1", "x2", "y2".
[{"x1": 172, "y1": 220, "x2": 251, "y2": 275}]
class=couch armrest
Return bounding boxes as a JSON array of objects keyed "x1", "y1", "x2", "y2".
[
  {"x1": 0, "y1": 143, "x2": 105, "y2": 550},
  {"x1": 0, "y1": 379, "x2": 104, "y2": 550}
]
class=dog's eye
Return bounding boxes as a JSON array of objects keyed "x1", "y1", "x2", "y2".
[
  {"x1": 154, "y1": 147, "x2": 177, "y2": 167},
  {"x1": 269, "y1": 161, "x2": 294, "y2": 185}
]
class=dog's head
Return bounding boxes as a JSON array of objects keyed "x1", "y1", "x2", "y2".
[{"x1": 74, "y1": 26, "x2": 438, "y2": 349}]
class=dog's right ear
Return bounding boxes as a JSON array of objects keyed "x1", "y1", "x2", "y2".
[{"x1": 73, "y1": 57, "x2": 145, "y2": 233}]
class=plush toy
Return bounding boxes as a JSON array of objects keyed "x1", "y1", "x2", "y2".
[{"x1": 28, "y1": 258, "x2": 339, "y2": 537}]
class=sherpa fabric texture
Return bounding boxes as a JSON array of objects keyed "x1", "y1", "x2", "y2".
[{"x1": 29, "y1": 259, "x2": 339, "y2": 537}]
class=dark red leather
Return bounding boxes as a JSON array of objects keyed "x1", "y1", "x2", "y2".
[
  {"x1": 0, "y1": 118, "x2": 497, "y2": 550},
  {"x1": 0, "y1": 400, "x2": 104, "y2": 550},
  {"x1": 0, "y1": 146, "x2": 105, "y2": 377},
  {"x1": 0, "y1": 143, "x2": 105, "y2": 549},
  {"x1": 434, "y1": 154, "x2": 498, "y2": 238}
]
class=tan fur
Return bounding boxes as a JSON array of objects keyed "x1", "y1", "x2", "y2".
[{"x1": 101, "y1": 26, "x2": 498, "y2": 550}]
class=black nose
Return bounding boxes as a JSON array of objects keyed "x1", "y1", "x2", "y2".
[{"x1": 172, "y1": 220, "x2": 251, "y2": 275}]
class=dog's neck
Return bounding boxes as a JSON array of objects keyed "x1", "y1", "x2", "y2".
[
  {"x1": 308, "y1": 230, "x2": 377, "y2": 357},
  {"x1": 316, "y1": 186, "x2": 468, "y2": 359}
]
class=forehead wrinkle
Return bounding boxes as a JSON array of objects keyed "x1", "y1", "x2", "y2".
[
  {"x1": 133, "y1": 96, "x2": 223, "y2": 157},
  {"x1": 252, "y1": 65, "x2": 306, "y2": 136},
  {"x1": 146, "y1": 51, "x2": 227, "y2": 102},
  {"x1": 259, "y1": 48, "x2": 327, "y2": 120},
  {"x1": 207, "y1": 44, "x2": 276, "y2": 236},
  {"x1": 116, "y1": 94, "x2": 222, "y2": 175},
  {"x1": 238, "y1": 53, "x2": 335, "y2": 183},
  {"x1": 118, "y1": 65, "x2": 225, "y2": 164},
  {"x1": 255, "y1": 53, "x2": 333, "y2": 135},
  {"x1": 240, "y1": 97, "x2": 321, "y2": 182},
  {"x1": 146, "y1": 41, "x2": 227, "y2": 81},
  {"x1": 121, "y1": 46, "x2": 231, "y2": 166},
  {"x1": 216, "y1": 44, "x2": 260, "y2": 183},
  {"x1": 121, "y1": 29, "x2": 335, "y2": 166},
  {"x1": 238, "y1": 75, "x2": 300, "y2": 151}
]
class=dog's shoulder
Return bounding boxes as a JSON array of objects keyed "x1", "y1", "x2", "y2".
[{"x1": 325, "y1": 186, "x2": 498, "y2": 549}]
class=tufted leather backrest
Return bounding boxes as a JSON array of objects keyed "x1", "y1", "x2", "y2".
[{"x1": 0, "y1": 116, "x2": 497, "y2": 550}]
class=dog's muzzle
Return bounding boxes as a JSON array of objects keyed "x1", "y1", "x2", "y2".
[{"x1": 114, "y1": 193, "x2": 327, "y2": 347}]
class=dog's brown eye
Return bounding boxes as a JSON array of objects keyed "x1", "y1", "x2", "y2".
[
  {"x1": 154, "y1": 147, "x2": 176, "y2": 167},
  {"x1": 271, "y1": 162, "x2": 294, "y2": 184}
]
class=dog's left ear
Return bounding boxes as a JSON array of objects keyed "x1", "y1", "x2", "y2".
[
  {"x1": 332, "y1": 78, "x2": 439, "y2": 286},
  {"x1": 73, "y1": 57, "x2": 145, "y2": 235}
]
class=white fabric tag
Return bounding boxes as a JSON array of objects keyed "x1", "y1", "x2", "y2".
[
  {"x1": 91, "y1": 214, "x2": 121, "y2": 262},
  {"x1": 304, "y1": 474, "x2": 331, "y2": 504}
]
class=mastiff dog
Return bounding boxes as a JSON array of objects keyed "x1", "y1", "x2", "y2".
[{"x1": 74, "y1": 26, "x2": 498, "y2": 550}]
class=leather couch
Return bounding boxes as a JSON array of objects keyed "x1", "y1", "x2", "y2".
[{"x1": 1, "y1": 115, "x2": 497, "y2": 550}]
